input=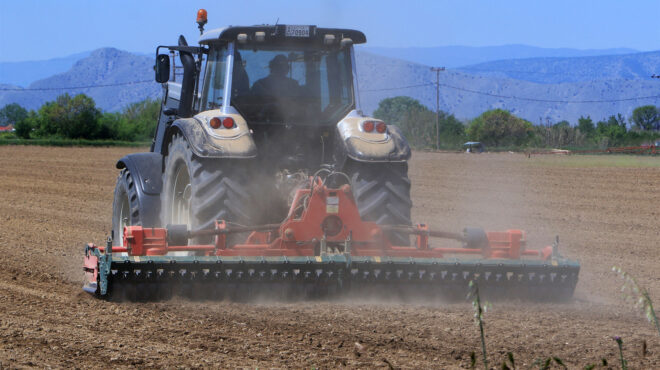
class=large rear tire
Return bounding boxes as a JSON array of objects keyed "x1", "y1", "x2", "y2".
[
  {"x1": 160, "y1": 134, "x2": 253, "y2": 245},
  {"x1": 112, "y1": 169, "x2": 140, "y2": 246},
  {"x1": 346, "y1": 160, "x2": 413, "y2": 246}
]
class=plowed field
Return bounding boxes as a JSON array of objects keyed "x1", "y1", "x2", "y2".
[{"x1": 1, "y1": 146, "x2": 658, "y2": 368}]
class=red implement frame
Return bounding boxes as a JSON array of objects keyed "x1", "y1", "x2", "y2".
[{"x1": 109, "y1": 180, "x2": 553, "y2": 260}]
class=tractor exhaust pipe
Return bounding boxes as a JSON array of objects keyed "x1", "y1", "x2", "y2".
[{"x1": 177, "y1": 35, "x2": 196, "y2": 118}]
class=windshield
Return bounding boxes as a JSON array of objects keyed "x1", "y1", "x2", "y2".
[{"x1": 203, "y1": 44, "x2": 355, "y2": 125}]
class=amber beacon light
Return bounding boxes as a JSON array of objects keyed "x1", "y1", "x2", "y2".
[{"x1": 196, "y1": 9, "x2": 208, "y2": 34}]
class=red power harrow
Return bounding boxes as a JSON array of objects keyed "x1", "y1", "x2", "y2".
[{"x1": 84, "y1": 177, "x2": 579, "y2": 301}]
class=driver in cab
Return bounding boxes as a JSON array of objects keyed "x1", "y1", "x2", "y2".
[{"x1": 251, "y1": 54, "x2": 301, "y2": 99}]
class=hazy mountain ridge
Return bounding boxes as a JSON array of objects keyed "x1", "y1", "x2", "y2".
[
  {"x1": 361, "y1": 44, "x2": 639, "y2": 69},
  {"x1": 1, "y1": 47, "x2": 658, "y2": 124},
  {"x1": 0, "y1": 51, "x2": 91, "y2": 87},
  {"x1": 0, "y1": 44, "x2": 643, "y2": 88},
  {"x1": 355, "y1": 50, "x2": 660, "y2": 123},
  {"x1": 457, "y1": 50, "x2": 660, "y2": 84},
  {"x1": 0, "y1": 48, "x2": 161, "y2": 112}
]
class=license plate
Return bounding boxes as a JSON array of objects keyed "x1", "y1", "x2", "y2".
[{"x1": 285, "y1": 25, "x2": 310, "y2": 37}]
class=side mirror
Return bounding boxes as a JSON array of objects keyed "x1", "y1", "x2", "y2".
[{"x1": 155, "y1": 54, "x2": 170, "y2": 83}]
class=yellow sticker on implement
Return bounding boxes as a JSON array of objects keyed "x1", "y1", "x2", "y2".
[
  {"x1": 326, "y1": 205, "x2": 339, "y2": 213},
  {"x1": 134, "y1": 256, "x2": 140, "y2": 262},
  {"x1": 551, "y1": 260, "x2": 558, "y2": 266},
  {"x1": 315, "y1": 256, "x2": 322, "y2": 262},
  {"x1": 374, "y1": 256, "x2": 381, "y2": 263}
]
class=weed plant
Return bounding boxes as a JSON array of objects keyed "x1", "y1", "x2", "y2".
[{"x1": 612, "y1": 266, "x2": 660, "y2": 336}]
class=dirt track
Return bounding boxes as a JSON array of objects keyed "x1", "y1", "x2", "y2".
[{"x1": 1, "y1": 146, "x2": 658, "y2": 368}]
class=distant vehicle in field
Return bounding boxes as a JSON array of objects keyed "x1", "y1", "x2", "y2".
[{"x1": 464, "y1": 141, "x2": 485, "y2": 153}]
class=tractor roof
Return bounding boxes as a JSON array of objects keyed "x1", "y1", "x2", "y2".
[{"x1": 199, "y1": 25, "x2": 366, "y2": 45}]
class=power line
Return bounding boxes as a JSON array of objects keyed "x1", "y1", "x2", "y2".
[
  {"x1": 360, "y1": 83, "x2": 433, "y2": 92},
  {"x1": 436, "y1": 82, "x2": 660, "y2": 103},
  {"x1": 360, "y1": 81, "x2": 660, "y2": 103},
  {"x1": 0, "y1": 80, "x2": 154, "y2": 91},
  {"x1": 452, "y1": 67, "x2": 653, "y2": 79},
  {"x1": 456, "y1": 67, "x2": 571, "y2": 77},
  {"x1": 2, "y1": 77, "x2": 657, "y2": 104}
]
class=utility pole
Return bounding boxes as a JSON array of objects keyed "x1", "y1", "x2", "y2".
[{"x1": 430, "y1": 67, "x2": 445, "y2": 150}]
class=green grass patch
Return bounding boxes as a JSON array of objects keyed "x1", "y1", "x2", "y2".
[
  {"x1": 0, "y1": 138, "x2": 151, "y2": 147},
  {"x1": 529, "y1": 154, "x2": 660, "y2": 168}
]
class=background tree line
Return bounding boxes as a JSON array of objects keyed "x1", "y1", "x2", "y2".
[
  {"x1": 373, "y1": 96, "x2": 660, "y2": 150},
  {"x1": 0, "y1": 93, "x2": 159, "y2": 142},
  {"x1": 1, "y1": 93, "x2": 658, "y2": 149}
]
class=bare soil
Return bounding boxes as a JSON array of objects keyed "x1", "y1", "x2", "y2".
[{"x1": 0, "y1": 146, "x2": 658, "y2": 369}]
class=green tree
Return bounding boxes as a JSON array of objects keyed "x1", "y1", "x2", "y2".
[
  {"x1": 401, "y1": 107, "x2": 437, "y2": 148},
  {"x1": 0, "y1": 103, "x2": 28, "y2": 127},
  {"x1": 36, "y1": 93, "x2": 101, "y2": 139},
  {"x1": 14, "y1": 110, "x2": 37, "y2": 139},
  {"x1": 577, "y1": 116, "x2": 596, "y2": 139},
  {"x1": 532, "y1": 119, "x2": 588, "y2": 148},
  {"x1": 373, "y1": 96, "x2": 428, "y2": 125},
  {"x1": 62, "y1": 94, "x2": 101, "y2": 138},
  {"x1": 374, "y1": 96, "x2": 465, "y2": 149},
  {"x1": 437, "y1": 112, "x2": 466, "y2": 147},
  {"x1": 467, "y1": 109, "x2": 534, "y2": 147},
  {"x1": 374, "y1": 96, "x2": 435, "y2": 148},
  {"x1": 98, "y1": 98, "x2": 160, "y2": 141},
  {"x1": 36, "y1": 100, "x2": 63, "y2": 137},
  {"x1": 596, "y1": 114, "x2": 627, "y2": 147},
  {"x1": 98, "y1": 112, "x2": 127, "y2": 140},
  {"x1": 552, "y1": 120, "x2": 571, "y2": 147},
  {"x1": 120, "y1": 98, "x2": 160, "y2": 140},
  {"x1": 631, "y1": 105, "x2": 659, "y2": 131}
]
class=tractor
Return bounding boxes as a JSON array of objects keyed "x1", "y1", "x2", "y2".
[{"x1": 83, "y1": 10, "x2": 579, "y2": 301}]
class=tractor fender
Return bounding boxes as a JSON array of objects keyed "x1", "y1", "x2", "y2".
[
  {"x1": 165, "y1": 110, "x2": 257, "y2": 159},
  {"x1": 115, "y1": 152, "x2": 164, "y2": 227},
  {"x1": 335, "y1": 110, "x2": 411, "y2": 163}
]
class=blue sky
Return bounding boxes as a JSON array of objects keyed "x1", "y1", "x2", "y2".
[{"x1": 1, "y1": 0, "x2": 659, "y2": 62}]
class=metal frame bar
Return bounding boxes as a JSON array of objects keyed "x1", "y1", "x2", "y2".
[{"x1": 221, "y1": 42, "x2": 235, "y2": 114}]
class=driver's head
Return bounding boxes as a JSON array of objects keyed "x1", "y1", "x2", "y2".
[{"x1": 268, "y1": 54, "x2": 288, "y2": 77}]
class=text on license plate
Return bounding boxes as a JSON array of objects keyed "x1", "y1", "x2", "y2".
[{"x1": 285, "y1": 25, "x2": 310, "y2": 37}]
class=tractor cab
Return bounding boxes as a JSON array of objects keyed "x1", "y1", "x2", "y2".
[
  {"x1": 199, "y1": 25, "x2": 365, "y2": 127},
  {"x1": 154, "y1": 23, "x2": 369, "y2": 172}
]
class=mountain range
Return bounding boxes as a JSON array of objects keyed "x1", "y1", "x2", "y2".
[
  {"x1": 360, "y1": 45, "x2": 638, "y2": 69},
  {"x1": 456, "y1": 50, "x2": 660, "y2": 84},
  {"x1": 1, "y1": 45, "x2": 659, "y2": 124},
  {"x1": 0, "y1": 49, "x2": 161, "y2": 112},
  {"x1": 0, "y1": 51, "x2": 91, "y2": 87}
]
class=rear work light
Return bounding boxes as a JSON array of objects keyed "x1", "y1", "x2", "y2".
[
  {"x1": 209, "y1": 117, "x2": 221, "y2": 129},
  {"x1": 209, "y1": 117, "x2": 235, "y2": 129},
  {"x1": 362, "y1": 120, "x2": 386, "y2": 133},
  {"x1": 222, "y1": 117, "x2": 234, "y2": 129}
]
